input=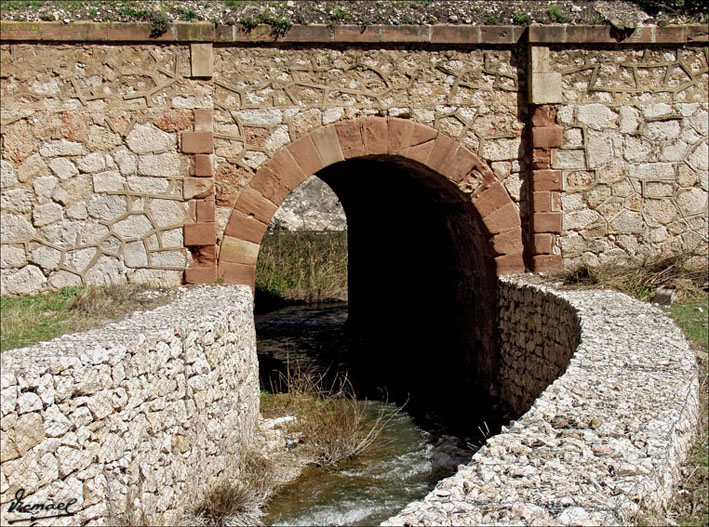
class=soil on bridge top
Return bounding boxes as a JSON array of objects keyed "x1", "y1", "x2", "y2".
[{"x1": 1, "y1": 1, "x2": 706, "y2": 28}]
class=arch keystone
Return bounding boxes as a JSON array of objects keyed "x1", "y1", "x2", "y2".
[
  {"x1": 362, "y1": 116, "x2": 388, "y2": 155},
  {"x1": 387, "y1": 118, "x2": 414, "y2": 154},
  {"x1": 311, "y1": 125, "x2": 344, "y2": 166},
  {"x1": 335, "y1": 120, "x2": 365, "y2": 159}
]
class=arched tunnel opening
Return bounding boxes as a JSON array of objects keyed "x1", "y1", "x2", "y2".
[{"x1": 255, "y1": 156, "x2": 507, "y2": 437}]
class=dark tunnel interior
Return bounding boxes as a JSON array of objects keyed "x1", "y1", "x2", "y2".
[{"x1": 308, "y1": 156, "x2": 506, "y2": 432}]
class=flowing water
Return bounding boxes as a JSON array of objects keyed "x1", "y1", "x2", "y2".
[{"x1": 256, "y1": 303, "x2": 476, "y2": 527}]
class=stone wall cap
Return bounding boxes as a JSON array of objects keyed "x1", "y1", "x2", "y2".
[{"x1": 2, "y1": 21, "x2": 706, "y2": 45}]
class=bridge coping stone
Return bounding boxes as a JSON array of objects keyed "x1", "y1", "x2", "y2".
[
  {"x1": 1, "y1": 21, "x2": 707, "y2": 45},
  {"x1": 384, "y1": 276, "x2": 700, "y2": 526}
]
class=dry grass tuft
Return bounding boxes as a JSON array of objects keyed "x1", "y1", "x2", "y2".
[
  {"x1": 556, "y1": 253, "x2": 708, "y2": 302},
  {"x1": 256, "y1": 231, "x2": 347, "y2": 304},
  {"x1": 265, "y1": 366, "x2": 398, "y2": 467}
]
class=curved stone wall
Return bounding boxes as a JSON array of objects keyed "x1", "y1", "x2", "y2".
[
  {"x1": 385, "y1": 277, "x2": 699, "y2": 526},
  {"x1": 0, "y1": 286, "x2": 259, "y2": 526}
]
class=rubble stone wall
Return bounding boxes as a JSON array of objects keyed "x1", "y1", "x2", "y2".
[
  {"x1": 497, "y1": 279, "x2": 580, "y2": 415},
  {"x1": 550, "y1": 47, "x2": 709, "y2": 269},
  {"x1": 386, "y1": 277, "x2": 699, "y2": 526},
  {"x1": 0, "y1": 286, "x2": 259, "y2": 526}
]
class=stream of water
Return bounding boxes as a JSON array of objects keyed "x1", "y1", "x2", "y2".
[{"x1": 255, "y1": 303, "x2": 475, "y2": 527}]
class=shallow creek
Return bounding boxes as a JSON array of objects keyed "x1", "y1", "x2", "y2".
[{"x1": 255, "y1": 303, "x2": 476, "y2": 527}]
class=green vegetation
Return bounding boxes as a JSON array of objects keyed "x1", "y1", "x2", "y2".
[
  {"x1": 546, "y1": 4, "x2": 569, "y2": 23},
  {"x1": 0, "y1": 1, "x2": 43, "y2": 10},
  {"x1": 513, "y1": 11, "x2": 531, "y2": 25},
  {"x1": 0, "y1": 284, "x2": 169, "y2": 352},
  {"x1": 178, "y1": 6, "x2": 198, "y2": 21},
  {"x1": 484, "y1": 15, "x2": 498, "y2": 25},
  {"x1": 662, "y1": 299, "x2": 708, "y2": 527},
  {"x1": 1, "y1": 287, "x2": 82, "y2": 352},
  {"x1": 255, "y1": 230, "x2": 348, "y2": 304},
  {"x1": 144, "y1": 9, "x2": 170, "y2": 37}
]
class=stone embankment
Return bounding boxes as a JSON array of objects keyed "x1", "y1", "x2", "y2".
[
  {"x1": 0, "y1": 286, "x2": 259, "y2": 526},
  {"x1": 385, "y1": 277, "x2": 699, "y2": 526}
]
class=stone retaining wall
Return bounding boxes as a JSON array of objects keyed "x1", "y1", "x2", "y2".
[
  {"x1": 385, "y1": 277, "x2": 699, "y2": 526},
  {"x1": 0, "y1": 285, "x2": 259, "y2": 526},
  {"x1": 497, "y1": 280, "x2": 580, "y2": 416}
]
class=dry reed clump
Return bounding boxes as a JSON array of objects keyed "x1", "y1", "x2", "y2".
[
  {"x1": 556, "y1": 253, "x2": 708, "y2": 302},
  {"x1": 266, "y1": 366, "x2": 398, "y2": 467},
  {"x1": 255, "y1": 230, "x2": 348, "y2": 303},
  {"x1": 71, "y1": 283, "x2": 170, "y2": 317},
  {"x1": 181, "y1": 449, "x2": 277, "y2": 527}
]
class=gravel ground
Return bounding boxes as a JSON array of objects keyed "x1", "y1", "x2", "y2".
[{"x1": 0, "y1": 1, "x2": 706, "y2": 28}]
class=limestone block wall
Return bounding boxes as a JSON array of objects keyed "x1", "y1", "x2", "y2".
[
  {"x1": 0, "y1": 44, "x2": 203, "y2": 294},
  {"x1": 497, "y1": 279, "x2": 580, "y2": 416},
  {"x1": 549, "y1": 47, "x2": 709, "y2": 268},
  {"x1": 0, "y1": 286, "x2": 259, "y2": 526}
]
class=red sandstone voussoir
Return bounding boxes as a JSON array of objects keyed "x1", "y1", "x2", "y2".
[
  {"x1": 185, "y1": 266, "x2": 217, "y2": 285},
  {"x1": 532, "y1": 126, "x2": 563, "y2": 148},
  {"x1": 494, "y1": 252, "x2": 526, "y2": 275},
  {"x1": 335, "y1": 120, "x2": 365, "y2": 159},
  {"x1": 532, "y1": 169, "x2": 562, "y2": 192},
  {"x1": 235, "y1": 187, "x2": 278, "y2": 224},
  {"x1": 362, "y1": 117, "x2": 388, "y2": 156},
  {"x1": 387, "y1": 118, "x2": 414, "y2": 155},
  {"x1": 224, "y1": 209, "x2": 268, "y2": 244},
  {"x1": 472, "y1": 181, "x2": 511, "y2": 218},
  {"x1": 491, "y1": 227, "x2": 524, "y2": 256},
  {"x1": 311, "y1": 125, "x2": 345, "y2": 167},
  {"x1": 481, "y1": 202, "x2": 521, "y2": 235},
  {"x1": 184, "y1": 222, "x2": 216, "y2": 246},
  {"x1": 530, "y1": 254, "x2": 563, "y2": 272},
  {"x1": 265, "y1": 149, "x2": 307, "y2": 192},
  {"x1": 533, "y1": 212, "x2": 563, "y2": 233},
  {"x1": 249, "y1": 167, "x2": 290, "y2": 204},
  {"x1": 440, "y1": 146, "x2": 477, "y2": 184},
  {"x1": 181, "y1": 131, "x2": 213, "y2": 154},
  {"x1": 218, "y1": 262, "x2": 255, "y2": 288},
  {"x1": 288, "y1": 135, "x2": 324, "y2": 176},
  {"x1": 425, "y1": 134, "x2": 459, "y2": 174}
]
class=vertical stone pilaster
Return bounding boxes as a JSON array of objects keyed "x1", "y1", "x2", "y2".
[
  {"x1": 183, "y1": 109, "x2": 217, "y2": 284},
  {"x1": 527, "y1": 45, "x2": 564, "y2": 272}
]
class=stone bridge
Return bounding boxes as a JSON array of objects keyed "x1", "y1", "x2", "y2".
[
  {"x1": 1, "y1": 22, "x2": 707, "y2": 298},
  {"x1": 2, "y1": 21, "x2": 706, "y2": 414}
]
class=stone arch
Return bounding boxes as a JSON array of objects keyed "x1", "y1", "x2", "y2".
[{"x1": 217, "y1": 116, "x2": 524, "y2": 286}]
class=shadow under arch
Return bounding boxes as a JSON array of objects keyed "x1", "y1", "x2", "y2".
[{"x1": 219, "y1": 117, "x2": 526, "y2": 429}]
